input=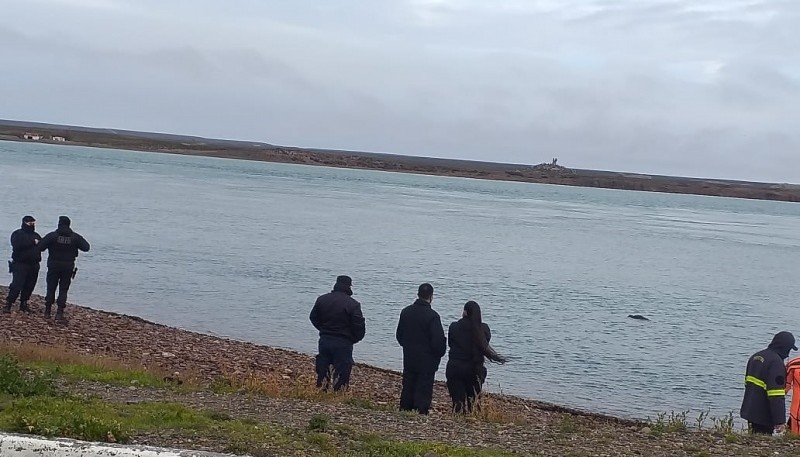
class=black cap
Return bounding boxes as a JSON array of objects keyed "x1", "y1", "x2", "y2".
[
  {"x1": 22, "y1": 215, "x2": 35, "y2": 223},
  {"x1": 335, "y1": 275, "x2": 352, "y2": 288},
  {"x1": 58, "y1": 216, "x2": 71, "y2": 227},
  {"x1": 771, "y1": 331, "x2": 797, "y2": 351}
]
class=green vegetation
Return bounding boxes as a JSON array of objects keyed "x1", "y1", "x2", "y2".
[
  {"x1": 650, "y1": 410, "x2": 689, "y2": 434},
  {"x1": 648, "y1": 409, "x2": 745, "y2": 441},
  {"x1": 0, "y1": 354, "x2": 55, "y2": 397},
  {"x1": 25, "y1": 361, "x2": 169, "y2": 388},
  {"x1": 307, "y1": 414, "x2": 330, "y2": 432},
  {"x1": 6, "y1": 346, "x2": 796, "y2": 457},
  {"x1": 354, "y1": 436, "x2": 517, "y2": 457},
  {"x1": 3, "y1": 396, "x2": 126, "y2": 442},
  {"x1": 0, "y1": 354, "x2": 513, "y2": 456}
]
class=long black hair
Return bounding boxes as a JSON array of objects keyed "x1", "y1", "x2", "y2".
[{"x1": 464, "y1": 301, "x2": 507, "y2": 364}]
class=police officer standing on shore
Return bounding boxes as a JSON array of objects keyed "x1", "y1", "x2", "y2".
[
  {"x1": 3, "y1": 215, "x2": 42, "y2": 314},
  {"x1": 38, "y1": 216, "x2": 90, "y2": 321},
  {"x1": 309, "y1": 275, "x2": 366, "y2": 391},
  {"x1": 395, "y1": 283, "x2": 447, "y2": 415}
]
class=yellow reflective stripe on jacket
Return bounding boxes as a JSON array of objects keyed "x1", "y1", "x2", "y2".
[
  {"x1": 745, "y1": 376, "x2": 785, "y2": 397},
  {"x1": 746, "y1": 375, "x2": 767, "y2": 390}
]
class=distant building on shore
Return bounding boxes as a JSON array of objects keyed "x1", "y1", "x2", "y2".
[
  {"x1": 51, "y1": 136, "x2": 67, "y2": 142},
  {"x1": 531, "y1": 157, "x2": 573, "y2": 174},
  {"x1": 22, "y1": 133, "x2": 42, "y2": 140}
]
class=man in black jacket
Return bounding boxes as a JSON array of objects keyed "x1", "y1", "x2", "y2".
[
  {"x1": 3, "y1": 216, "x2": 42, "y2": 314},
  {"x1": 309, "y1": 275, "x2": 366, "y2": 391},
  {"x1": 741, "y1": 331, "x2": 797, "y2": 435},
  {"x1": 38, "y1": 216, "x2": 90, "y2": 320},
  {"x1": 395, "y1": 283, "x2": 446, "y2": 414}
]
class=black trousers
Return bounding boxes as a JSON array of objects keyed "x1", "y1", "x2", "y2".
[
  {"x1": 446, "y1": 361, "x2": 487, "y2": 413},
  {"x1": 45, "y1": 263, "x2": 74, "y2": 309},
  {"x1": 315, "y1": 335, "x2": 354, "y2": 391},
  {"x1": 399, "y1": 370, "x2": 436, "y2": 415},
  {"x1": 5, "y1": 262, "x2": 40, "y2": 307},
  {"x1": 749, "y1": 422, "x2": 774, "y2": 435}
]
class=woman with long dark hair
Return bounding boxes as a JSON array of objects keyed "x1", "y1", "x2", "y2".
[{"x1": 445, "y1": 300, "x2": 507, "y2": 413}]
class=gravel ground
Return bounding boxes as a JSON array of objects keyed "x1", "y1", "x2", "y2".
[{"x1": 3, "y1": 288, "x2": 800, "y2": 456}]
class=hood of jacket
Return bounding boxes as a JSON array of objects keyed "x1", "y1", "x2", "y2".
[
  {"x1": 769, "y1": 331, "x2": 797, "y2": 359},
  {"x1": 56, "y1": 225, "x2": 74, "y2": 236}
]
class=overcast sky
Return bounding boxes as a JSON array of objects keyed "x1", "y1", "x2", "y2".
[{"x1": 2, "y1": 0, "x2": 798, "y2": 182}]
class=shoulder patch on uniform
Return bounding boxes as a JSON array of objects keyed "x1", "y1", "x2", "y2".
[{"x1": 753, "y1": 355, "x2": 765, "y2": 363}]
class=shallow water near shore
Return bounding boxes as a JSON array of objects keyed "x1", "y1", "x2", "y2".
[{"x1": 3, "y1": 141, "x2": 800, "y2": 420}]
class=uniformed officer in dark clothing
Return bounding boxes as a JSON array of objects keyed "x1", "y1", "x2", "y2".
[
  {"x1": 741, "y1": 331, "x2": 797, "y2": 435},
  {"x1": 309, "y1": 275, "x2": 366, "y2": 391},
  {"x1": 38, "y1": 216, "x2": 90, "y2": 320},
  {"x1": 3, "y1": 215, "x2": 42, "y2": 314},
  {"x1": 395, "y1": 283, "x2": 446, "y2": 415}
]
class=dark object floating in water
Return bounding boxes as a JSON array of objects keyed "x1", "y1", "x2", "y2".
[{"x1": 628, "y1": 314, "x2": 650, "y2": 321}]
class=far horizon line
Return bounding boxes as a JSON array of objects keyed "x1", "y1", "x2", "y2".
[{"x1": 0, "y1": 117, "x2": 796, "y2": 187}]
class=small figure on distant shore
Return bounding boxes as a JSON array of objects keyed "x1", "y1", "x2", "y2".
[
  {"x1": 446, "y1": 300, "x2": 507, "y2": 414},
  {"x1": 396, "y1": 283, "x2": 446, "y2": 415},
  {"x1": 740, "y1": 331, "x2": 796, "y2": 435},
  {"x1": 3, "y1": 215, "x2": 42, "y2": 314},
  {"x1": 309, "y1": 275, "x2": 365, "y2": 391},
  {"x1": 38, "y1": 216, "x2": 90, "y2": 321}
]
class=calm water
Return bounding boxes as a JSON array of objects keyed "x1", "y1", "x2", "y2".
[{"x1": 2, "y1": 141, "x2": 800, "y2": 420}]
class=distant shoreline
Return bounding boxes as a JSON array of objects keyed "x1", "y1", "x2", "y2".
[{"x1": 2, "y1": 120, "x2": 799, "y2": 203}]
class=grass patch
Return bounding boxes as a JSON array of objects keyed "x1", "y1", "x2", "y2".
[
  {"x1": 203, "y1": 409, "x2": 233, "y2": 422},
  {"x1": 648, "y1": 410, "x2": 689, "y2": 434},
  {"x1": 710, "y1": 412, "x2": 735, "y2": 434},
  {"x1": 0, "y1": 349, "x2": 515, "y2": 457},
  {"x1": 307, "y1": 414, "x2": 330, "y2": 432},
  {"x1": 0, "y1": 396, "x2": 126, "y2": 442},
  {"x1": 354, "y1": 434, "x2": 517, "y2": 456},
  {"x1": 0, "y1": 354, "x2": 55, "y2": 397},
  {"x1": 466, "y1": 393, "x2": 528, "y2": 425},
  {"x1": 224, "y1": 369, "x2": 331, "y2": 401},
  {"x1": 0, "y1": 385, "x2": 515, "y2": 456},
  {"x1": 1, "y1": 344, "x2": 183, "y2": 389},
  {"x1": 33, "y1": 362, "x2": 169, "y2": 388}
]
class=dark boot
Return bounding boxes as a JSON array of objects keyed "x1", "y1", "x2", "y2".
[
  {"x1": 2, "y1": 300, "x2": 10, "y2": 314},
  {"x1": 55, "y1": 306, "x2": 65, "y2": 322},
  {"x1": 44, "y1": 303, "x2": 52, "y2": 319},
  {"x1": 19, "y1": 301, "x2": 30, "y2": 313}
]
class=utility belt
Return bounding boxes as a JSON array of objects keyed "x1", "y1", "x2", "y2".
[
  {"x1": 7, "y1": 260, "x2": 40, "y2": 273},
  {"x1": 47, "y1": 261, "x2": 79, "y2": 279}
]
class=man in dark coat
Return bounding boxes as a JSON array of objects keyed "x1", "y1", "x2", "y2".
[
  {"x1": 741, "y1": 331, "x2": 797, "y2": 435},
  {"x1": 395, "y1": 283, "x2": 446, "y2": 414},
  {"x1": 3, "y1": 215, "x2": 42, "y2": 313},
  {"x1": 309, "y1": 275, "x2": 366, "y2": 391},
  {"x1": 38, "y1": 216, "x2": 90, "y2": 320}
]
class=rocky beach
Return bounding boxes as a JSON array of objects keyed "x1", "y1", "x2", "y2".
[{"x1": 2, "y1": 286, "x2": 800, "y2": 456}]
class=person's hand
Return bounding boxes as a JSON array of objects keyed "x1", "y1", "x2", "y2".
[{"x1": 775, "y1": 424, "x2": 786, "y2": 434}]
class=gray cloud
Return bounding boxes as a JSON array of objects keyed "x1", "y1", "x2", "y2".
[{"x1": 1, "y1": 0, "x2": 798, "y2": 182}]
